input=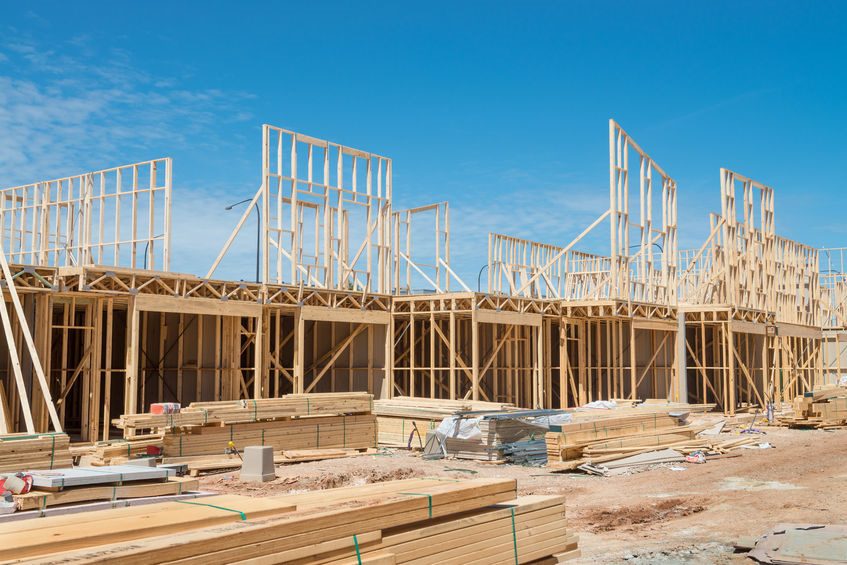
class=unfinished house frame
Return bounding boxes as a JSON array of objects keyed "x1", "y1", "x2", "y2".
[
  {"x1": 471, "y1": 120, "x2": 680, "y2": 409},
  {"x1": 0, "y1": 159, "x2": 172, "y2": 271},
  {"x1": 679, "y1": 169, "x2": 823, "y2": 414},
  {"x1": 819, "y1": 247, "x2": 847, "y2": 385},
  {"x1": 0, "y1": 117, "x2": 840, "y2": 440}
]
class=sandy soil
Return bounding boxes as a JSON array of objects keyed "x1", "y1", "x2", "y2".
[{"x1": 199, "y1": 424, "x2": 847, "y2": 564}]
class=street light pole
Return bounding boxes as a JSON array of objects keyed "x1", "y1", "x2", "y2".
[{"x1": 224, "y1": 198, "x2": 261, "y2": 283}]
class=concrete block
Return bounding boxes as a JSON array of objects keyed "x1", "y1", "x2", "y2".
[{"x1": 239, "y1": 446, "x2": 276, "y2": 483}]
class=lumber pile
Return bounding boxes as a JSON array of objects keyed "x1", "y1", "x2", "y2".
[
  {"x1": 0, "y1": 477, "x2": 580, "y2": 564},
  {"x1": 162, "y1": 413, "x2": 377, "y2": 457},
  {"x1": 545, "y1": 409, "x2": 695, "y2": 470},
  {"x1": 0, "y1": 433, "x2": 72, "y2": 472},
  {"x1": 778, "y1": 387, "x2": 847, "y2": 429},
  {"x1": 87, "y1": 394, "x2": 378, "y2": 464},
  {"x1": 75, "y1": 435, "x2": 165, "y2": 466},
  {"x1": 13, "y1": 476, "x2": 200, "y2": 511},
  {"x1": 115, "y1": 392, "x2": 373, "y2": 432},
  {"x1": 440, "y1": 413, "x2": 550, "y2": 462},
  {"x1": 545, "y1": 405, "x2": 758, "y2": 472},
  {"x1": 373, "y1": 396, "x2": 514, "y2": 447}
]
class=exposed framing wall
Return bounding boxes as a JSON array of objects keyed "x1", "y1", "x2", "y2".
[{"x1": 0, "y1": 159, "x2": 172, "y2": 271}]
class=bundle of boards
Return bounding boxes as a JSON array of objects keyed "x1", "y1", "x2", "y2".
[
  {"x1": 96, "y1": 393, "x2": 378, "y2": 461},
  {"x1": 0, "y1": 432, "x2": 72, "y2": 473},
  {"x1": 372, "y1": 397, "x2": 514, "y2": 448},
  {"x1": 440, "y1": 413, "x2": 551, "y2": 462},
  {"x1": 0, "y1": 477, "x2": 579, "y2": 564},
  {"x1": 115, "y1": 393, "x2": 374, "y2": 432},
  {"x1": 778, "y1": 387, "x2": 847, "y2": 429},
  {"x1": 544, "y1": 403, "x2": 748, "y2": 471}
]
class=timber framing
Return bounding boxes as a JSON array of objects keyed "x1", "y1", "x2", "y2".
[{"x1": 0, "y1": 118, "x2": 841, "y2": 440}]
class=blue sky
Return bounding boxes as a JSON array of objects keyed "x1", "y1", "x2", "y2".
[{"x1": 1, "y1": 2, "x2": 845, "y2": 285}]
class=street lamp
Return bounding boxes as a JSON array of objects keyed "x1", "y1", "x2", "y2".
[{"x1": 225, "y1": 198, "x2": 260, "y2": 283}]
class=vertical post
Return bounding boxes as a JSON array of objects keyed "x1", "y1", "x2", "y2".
[
  {"x1": 629, "y1": 322, "x2": 637, "y2": 400},
  {"x1": 383, "y1": 313, "x2": 393, "y2": 399},
  {"x1": 449, "y1": 307, "x2": 456, "y2": 400},
  {"x1": 293, "y1": 310, "x2": 305, "y2": 394},
  {"x1": 471, "y1": 308, "x2": 480, "y2": 401},
  {"x1": 726, "y1": 323, "x2": 736, "y2": 416},
  {"x1": 676, "y1": 314, "x2": 687, "y2": 403},
  {"x1": 253, "y1": 312, "x2": 264, "y2": 399},
  {"x1": 535, "y1": 323, "x2": 544, "y2": 409},
  {"x1": 124, "y1": 297, "x2": 140, "y2": 417}
]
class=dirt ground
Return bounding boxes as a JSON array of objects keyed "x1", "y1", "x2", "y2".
[{"x1": 199, "y1": 424, "x2": 847, "y2": 564}]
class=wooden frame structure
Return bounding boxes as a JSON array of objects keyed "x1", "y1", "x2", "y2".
[
  {"x1": 0, "y1": 118, "x2": 841, "y2": 440},
  {"x1": 0, "y1": 159, "x2": 172, "y2": 271},
  {"x1": 679, "y1": 169, "x2": 823, "y2": 414},
  {"x1": 208, "y1": 125, "x2": 393, "y2": 292},
  {"x1": 461, "y1": 120, "x2": 680, "y2": 409}
]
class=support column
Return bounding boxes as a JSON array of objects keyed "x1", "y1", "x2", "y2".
[
  {"x1": 293, "y1": 311, "x2": 305, "y2": 394},
  {"x1": 676, "y1": 314, "x2": 687, "y2": 403},
  {"x1": 124, "y1": 297, "x2": 140, "y2": 417},
  {"x1": 471, "y1": 309, "x2": 479, "y2": 402}
]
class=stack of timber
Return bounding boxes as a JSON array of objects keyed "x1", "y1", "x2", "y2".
[
  {"x1": 0, "y1": 433, "x2": 72, "y2": 472},
  {"x1": 115, "y1": 392, "x2": 373, "y2": 432},
  {"x1": 373, "y1": 397, "x2": 514, "y2": 448},
  {"x1": 545, "y1": 404, "x2": 756, "y2": 472},
  {"x1": 161, "y1": 413, "x2": 377, "y2": 458},
  {"x1": 74, "y1": 435, "x2": 165, "y2": 466},
  {"x1": 13, "y1": 476, "x2": 200, "y2": 512},
  {"x1": 778, "y1": 387, "x2": 847, "y2": 429},
  {"x1": 545, "y1": 408, "x2": 695, "y2": 471},
  {"x1": 100, "y1": 393, "x2": 378, "y2": 462},
  {"x1": 441, "y1": 412, "x2": 551, "y2": 462},
  {"x1": 0, "y1": 478, "x2": 580, "y2": 564}
]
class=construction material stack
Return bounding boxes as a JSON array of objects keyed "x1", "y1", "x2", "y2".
[
  {"x1": 0, "y1": 433, "x2": 72, "y2": 473},
  {"x1": 105, "y1": 393, "x2": 377, "y2": 465},
  {"x1": 372, "y1": 396, "x2": 515, "y2": 447},
  {"x1": 779, "y1": 387, "x2": 847, "y2": 428},
  {"x1": 0, "y1": 477, "x2": 580, "y2": 563}
]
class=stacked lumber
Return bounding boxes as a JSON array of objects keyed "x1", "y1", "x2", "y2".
[
  {"x1": 75, "y1": 435, "x2": 165, "y2": 466},
  {"x1": 0, "y1": 433, "x2": 72, "y2": 472},
  {"x1": 373, "y1": 396, "x2": 514, "y2": 447},
  {"x1": 13, "y1": 476, "x2": 199, "y2": 511},
  {"x1": 545, "y1": 409, "x2": 695, "y2": 470},
  {"x1": 162, "y1": 413, "x2": 377, "y2": 457},
  {"x1": 441, "y1": 414, "x2": 550, "y2": 461},
  {"x1": 115, "y1": 392, "x2": 373, "y2": 431},
  {"x1": 778, "y1": 387, "x2": 847, "y2": 429},
  {"x1": 2, "y1": 478, "x2": 579, "y2": 564}
]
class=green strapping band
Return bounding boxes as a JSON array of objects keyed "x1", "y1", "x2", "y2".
[
  {"x1": 261, "y1": 428, "x2": 265, "y2": 446},
  {"x1": 175, "y1": 500, "x2": 246, "y2": 521},
  {"x1": 343, "y1": 416, "x2": 346, "y2": 448},
  {"x1": 306, "y1": 397, "x2": 310, "y2": 415},
  {"x1": 400, "y1": 492, "x2": 432, "y2": 518},
  {"x1": 353, "y1": 534, "x2": 362, "y2": 565},
  {"x1": 50, "y1": 434, "x2": 56, "y2": 469},
  {"x1": 510, "y1": 507, "x2": 519, "y2": 564},
  {"x1": 316, "y1": 424, "x2": 320, "y2": 448},
  {"x1": 112, "y1": 486, "x2": 118, "y2": 502},
  {"x1": 230, "y1": 425, "x2": 234, "y2": 442},
  {"x1": 202, "y1": 408, "x2": 208, "y2": 424}
]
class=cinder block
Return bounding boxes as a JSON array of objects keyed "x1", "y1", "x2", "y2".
[{"x1": 239, "y1": 446, "x2": 276, "y2": 482}]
